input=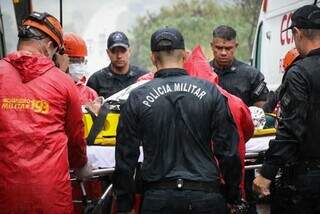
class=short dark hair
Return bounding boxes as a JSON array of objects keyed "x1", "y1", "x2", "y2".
[
  {"x1": 300, "y1": 28, "x2": 320, "y2": 40},
  {"x1": 212, "y1": 25, "x2": 237, "y2": 41},
  {"x1": 154, "y1": 46, "x2": 184, "y2": 64}
]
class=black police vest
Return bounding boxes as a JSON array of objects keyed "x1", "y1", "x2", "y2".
[{"x1": 298, "y1": 53, "x2": 320, "y2": 159}]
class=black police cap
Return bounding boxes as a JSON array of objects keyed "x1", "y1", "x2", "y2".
[
  {"x1": 150, "y1": 27, "x2": 185, "y2": 51},
  {"x1": 283, "y1": 5, "x2": 320, "y2": 32},
  {"x1": 107, "y1": 31, "x2": 129, "y2": 50}
]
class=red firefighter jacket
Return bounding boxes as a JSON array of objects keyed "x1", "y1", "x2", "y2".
[
  {"x1": 76, "y1": 79, "x2": 98, "y2": 105},
  {"x1": 0, "y1": 51, "x2": 87, "y2": 214}
]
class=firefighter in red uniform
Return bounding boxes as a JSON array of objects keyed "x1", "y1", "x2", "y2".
[
  {"x1": 63, "y1": 32, "x2": 98, "y2": 105},
  {"x1": 0, "y1": 11, "x2": 91, "y2": 214},
  {"x1": 63, "y1": 32, "x2": 102, "y2": 214}
]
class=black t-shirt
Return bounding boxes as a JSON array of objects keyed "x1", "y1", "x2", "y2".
[
  {"x1": 210, "y1": 59, "x2": 268, "y2": 106},
  {"x1": 87, "y1": 64, "x2": 148, "y2": 98}
]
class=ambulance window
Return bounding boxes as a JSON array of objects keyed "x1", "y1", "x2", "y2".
[{"x1": 255, "y1": 22, "x2": 263, "y2": 70}]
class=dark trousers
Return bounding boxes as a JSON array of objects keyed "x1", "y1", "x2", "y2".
[
  {"x1": 271, "y1": 169, "x2": 320, "y2": 214},
  {"x1": 245, "y1": 169, "x2": 258, "y2": 214},
  {"x1": 141, "y1": 189, "x2": 226, "y2": 214}
]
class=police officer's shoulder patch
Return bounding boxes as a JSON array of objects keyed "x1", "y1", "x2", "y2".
[
  {"x1": 281, "y1": 92, "x2": 291, "y2": 108},
  {"x1": 253, "y1": 82, "x2": 266, "y2": 97}
]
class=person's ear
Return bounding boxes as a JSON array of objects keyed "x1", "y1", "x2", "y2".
[
  {"x1": 44, "y1": 40, "x2": 58, "y2": 59},
  {"x1": 185, "y1": 49, "x2": 191, "y2": 59},
  {"x1": 106, "y1": 49, "x2": 111, "y2": 58},
  {"x1": 294, "y1": 27, "x2": 303, "y2": 40},
  {"x1": 45, "y1": 40, "x2": 54, "y2": 51},
  {"x1": 127, "y1": 48, "x2": 132, "y2": 56},
  {"x1": 235, "y1": 41, "x2": 239, "y2": 48},
  {"x1": 182, "y1": 50, "x2": 188, "y2": 63},
  {"x1": 210, "y1": 42, "x2": 214, "y2": 49},
  {"x1": 150, "y1": 52, "x2": 157, "y2": 67},
  {"x1": 45, "y1": 40, "x2": 52, "y2": 48}
]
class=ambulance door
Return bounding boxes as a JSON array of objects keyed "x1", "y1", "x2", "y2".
[
  {"x1": 252, "y1": 0, "x2": 316, "y2": 90},
  {"x1": 0, "y1": 7, "x2": 5, "y2": 58}
]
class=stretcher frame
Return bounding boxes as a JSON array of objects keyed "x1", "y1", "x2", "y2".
[{"x1": 71, "y1": 168, "x2": 114, "y2": 214}]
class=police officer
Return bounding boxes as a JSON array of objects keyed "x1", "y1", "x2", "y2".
[
  {"x1": 87, "y1": 31, "x2": 147, "y2": 98},
  {"x1": 113, "y1": 27, "x2": 242, "y2": 214},
  {"x1": 210, "y1": 25, "x2": 268, "y2": 107},
  {"x1": 254, "y1": 5, "x2": 320, "y2": 214},
  {"x1": 210, "y1": 25, "x2": 268, "y2": 214}
]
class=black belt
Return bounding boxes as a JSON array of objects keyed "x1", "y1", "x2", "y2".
[{"x1": 144, "y1": 179, "x2": 220, "y2": 193}]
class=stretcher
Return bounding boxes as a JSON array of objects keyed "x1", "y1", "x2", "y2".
[
  {"x1": 84, "y1": 85, "x2": 276, "y2": 174},
  {"x1": 73, "y1": 82, "x2": 148, "y2": 213},
  {"x1": 82, "y1": 81, "x2": 148, "y2": 146},
  {"x1": 78, "y1": 131, "x2": 274, "y2": 213},
  {"x1": 85, "y1": 125, "x2": 276, "y2": 169},
  {"x1": 87, "y1": 146, "x2": 144, "y2": 168},
  {"x1": 83, "y1": 80, "x2": 276, "y2": 149},
  {"x1": 83, "y1": 113, "x2": 119, "y2": 146},
  {"x1": 86, "y1": 133, "x2": 274, "y2": 170},
  {"x1": 75, "y1": 136, "x2": 275, "y2": 214},
  {"x1": 77, "y1": 81, "x2": 277, "y2": 212},
  {"x1": 245, "y1": 128, "x2": 276, "y2": 170},
  {"x1": 71, "y1": 168, "x2": 114, "y2": 214},
  {"x1": 72, "y1": 152, "x2": 143, "y2": 214}
]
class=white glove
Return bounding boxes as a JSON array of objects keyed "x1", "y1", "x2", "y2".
[{"x1": 74, "y1": 162, "x2": 94, "y2": 180}]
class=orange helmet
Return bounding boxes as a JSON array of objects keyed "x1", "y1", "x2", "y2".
[
  {"x1": 63, "y1": 32, "x2": 88, "y2": 57},
  {"x1": 283, "y1": 48, "x2": 300, "y2": 72},
  {"x1": 22, "y1": 11, "x2": 63, "y2": 50}
]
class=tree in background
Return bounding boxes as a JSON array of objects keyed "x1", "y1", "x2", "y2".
[
  {"x1": 129, "y1": 0, "x2": 262, "y2": 69},
  {"x1": 234, "y1": 0, "x2": 263, "y2": 53}
]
